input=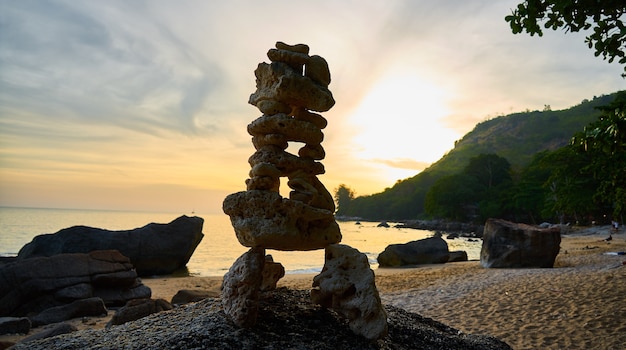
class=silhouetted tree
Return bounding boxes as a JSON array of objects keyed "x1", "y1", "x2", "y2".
[{"x1": 333, "y1": 184, "x2": 355, "y2": 216}]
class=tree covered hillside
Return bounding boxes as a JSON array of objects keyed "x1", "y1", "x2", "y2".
[{"x1": 336, "y1": 92, "x2": 622, "y2": 222}]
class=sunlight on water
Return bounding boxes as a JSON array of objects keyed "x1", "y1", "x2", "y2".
[{"x1": 0, "y1": 207, "x2": 482, "y2": 277}]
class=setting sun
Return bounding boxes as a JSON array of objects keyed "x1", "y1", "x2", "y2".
[{"x1": 348, "y1": 69, "x2": 459, "y2": 183}]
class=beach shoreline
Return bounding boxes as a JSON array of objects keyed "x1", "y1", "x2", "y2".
[{"x1": 2, "y1": 228, "x2": 625, "y2": 349}]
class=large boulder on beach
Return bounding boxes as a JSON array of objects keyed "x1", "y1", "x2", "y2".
[
  {"x1": 480, "y1": 218, "x2": 561, "y2": 268},
  {"x1": 0, "y1": 250, "x2": 150, "y2": 317},
  {"x1": 377, "y1": 236, "x2": 450, "y2": 267},
  {"x1": 17, "y1": 215, "x2": 204, "y2": 276}
]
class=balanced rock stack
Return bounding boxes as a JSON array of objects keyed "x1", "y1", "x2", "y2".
[{"x1": 222, "y1": 42, "x2": 388, "y2": 340}]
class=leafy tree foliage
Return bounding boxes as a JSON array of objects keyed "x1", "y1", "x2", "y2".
[
  {"x1": 425, "y1": 154, "x2": 512, "y2": 222},
  {"x1": 333, "y1": 92, "x2": 623, "y2": 223},
  {"x1": 540, "y1": 146, "x2": 600, "y2": 224},
  {"x1": 425, "y1": 174, "x2": 480, "y2": 221},
  {"x1": 506, "y1": 0, "x2": 626, "y2": 76},
  {"x1": 571, "y1": 91, "x2": 626, "y2": 220}
]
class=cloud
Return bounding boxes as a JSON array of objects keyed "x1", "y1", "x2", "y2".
[
  {"x1": 373, "y1": 158, "x2": 432, "y2": 171},
  {"x1": 1, "y1": 0, "x2": 624, "y2": 211}
]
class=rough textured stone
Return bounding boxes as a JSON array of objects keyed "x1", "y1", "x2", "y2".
[
  {"x1": 222, "y1": 247, "x2": 265, "y2": 327},
  {"x1": 0, "y1": 317, "x2": 31, "y2": 336},
  {"x1": 311, "y1": 244, "x2": 388, "y2": 340},
  {"x1": 248, "y1": 113, "x2": 323, "y2": 145},
  {"x1": 223, "y1": 190, "x2": 341, "y2": 251},
  {"x1": 17, "y1": 215, "x2": 204, "y2": 276},
  {"x1": 19, "y1": 322, "x2": 77, "y2": 344},
  {"x1": 377, "y1": 236, "x2": 450, "y2": 267},
  {"x1": 171, "y1": 289, "x2": 219, "y2": 305},
  {"x1": 248, "y1": 145, "x2": 325, "y2": 176},
  {"x1": 30, "y1": 297, "x2": 107, "y2": 327},
  {"x1": 0, "y1": 250, "x2": 150, "y2": 317},
  {"x1": 260, "y1": 255, "x2": 285, "y2": 291},
  {"x1": 305, "y1": 55, "x2": 331, "y2": 87},
  {"x1": 248, "y1": 62, "x2": 335, "y2": 112},
  {"x1": 480, "y1": 218, "x2": 561, "y2": 268},
  {"x1": 107, "y1": 298, "x2": 172, "y2": 327},
  {"x1": 448, "y1": 250, "x2": 469, "y2": 262}
]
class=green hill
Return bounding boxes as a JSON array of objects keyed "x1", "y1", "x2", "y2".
[{"x1": 341, "y1": 92, "x2": 620, "y2": 221}]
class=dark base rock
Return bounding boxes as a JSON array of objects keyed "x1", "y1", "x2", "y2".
[
  {"x1": 0, "y1": 250, "x2": 151, "y2": 317},
  {"x1": 10, "y1": 289, "x2": 512, "y2": 350},
  {"x1": 0, "y1": 317, "x2": 31, "y2": 335}
]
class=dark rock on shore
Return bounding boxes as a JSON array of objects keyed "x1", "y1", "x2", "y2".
[
  {"x1": 448, "y1": 250, "x2": 469, "y2": 262},
  {"x1": 171, "y1": 289, "x2": 219, "y2": 305},
  {"x1": 0, "y1": 317, "x2": 31, "y2": 336},
  {"x1": 17, "y1": 215, "x2": 204, "y2": 276},
  {"x1": 0, "y1": 250, "x2": 150, "y2": 317},
  {"x1": 480, "y1": 218, "x2": 561, "y2": 268},
  {"x1": 30, "y1": 297, "x2": 107, "y2": 327},
  {"x1": 107, "y1": 298, "x2": 172, "y2": 327},
  {"x1": 377, "y1": 236, "x2": 450, "y2": 267},
  {"x1": 11, "y1": 289, "x2": 511, "y2": 350}
]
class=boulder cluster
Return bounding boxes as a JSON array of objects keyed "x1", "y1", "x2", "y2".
[
  {"x1": 222, "y1": 42, "x2": 388, "y2": 340},
  {"x1": 0, "y1": 216, "x2": 204, "y2": 341}
]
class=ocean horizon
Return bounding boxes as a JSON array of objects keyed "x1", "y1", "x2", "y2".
[{"x1": 0, "y1": 206, "x2": 482, "y2": 277}]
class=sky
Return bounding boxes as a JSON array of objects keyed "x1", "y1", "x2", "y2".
[{"x1": 0, "y1": 0, "x2": 624, "y2": 214}]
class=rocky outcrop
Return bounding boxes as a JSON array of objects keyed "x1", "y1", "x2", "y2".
[
  {"x1": 311, "y1": 244, "x2": 388, "y2": 340},
  {"x1": 377, "y1": 236, "x2": 451, "y2": 267},
  {"x1": 9, "y1": 289, "x2": 512, "y2": 350},
  {"x1": 0, "y1": 250, "x2": 150, "y2": 317},
  {"x1": 480, "y1": 218, "x2": 561, "y2": 268},
  {"x1": 261, "y1": 255, "x2": 285, "y2": 291},
  {"x1": 221, "y1": 42, "x2": 387, "y2": 340},
  {"x1": 17, "y1": 215, "x2": 204, "y2": 276}
]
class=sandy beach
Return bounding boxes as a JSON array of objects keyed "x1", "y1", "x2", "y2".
[{"x1": 3, "y1": 227, "x2": 625, "y2": 349}]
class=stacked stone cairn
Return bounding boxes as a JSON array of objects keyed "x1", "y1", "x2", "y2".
[{"x1": 222, "y1": 42, "x2": 388, "y2": 340}]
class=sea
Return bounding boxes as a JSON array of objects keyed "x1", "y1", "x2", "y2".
[{"x1": 0, "y1": 207, "x2": 482, "y2": 277}]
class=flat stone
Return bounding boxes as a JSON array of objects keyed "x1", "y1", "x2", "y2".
[
  {"x1": 223, "y1": 190, "x2": 341, "y2": 251},
  {"x1": 249, "y1": 62, "x2": 335, "y2": 112}
]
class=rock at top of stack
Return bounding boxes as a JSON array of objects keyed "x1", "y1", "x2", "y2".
[
  {"x1": 223, "y1": 41, "x2": 341, "y2": 251},
  {"x1": 249, "y1": 41, "x2": 334, "y2": 112}
]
